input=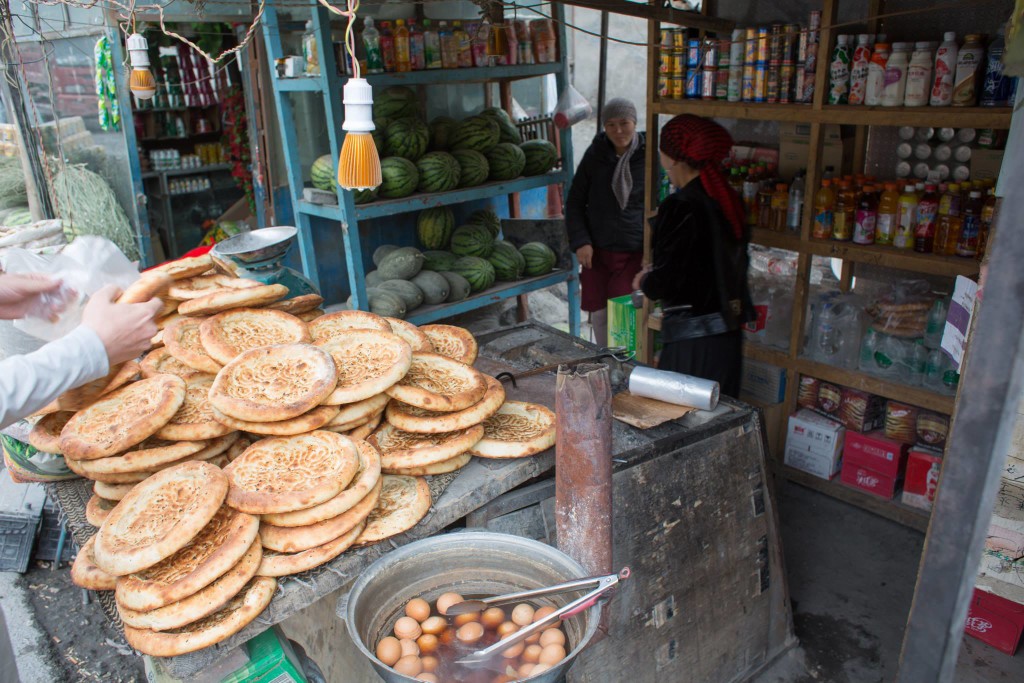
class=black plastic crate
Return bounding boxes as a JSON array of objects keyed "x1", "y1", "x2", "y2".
[
  {"x1": 0, "y1": 470, "x2": 46, "y2": 572},
  {"x1": 34, "y1": 499, "x2": 75, "y2": 564}
]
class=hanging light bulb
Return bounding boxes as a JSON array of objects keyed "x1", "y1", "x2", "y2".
[
  {"x1": 338, "y1": 77, "x2": 382, "y2": 190},
  {"x1": 126, "y1": 33, "x2": 157, "y2": 100}
]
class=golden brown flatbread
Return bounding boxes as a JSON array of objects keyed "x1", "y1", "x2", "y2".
[
  {"x1": 210, "y1": 404, "x2": 340, "y2": 436},
  {"x1": 354, "y1": 475, "x2": 431, "y2": 545},
  {"x1": 156, "y1": 375, "x2": 235, "y2": 441},
  {"x1": 384, "y1": 352, "x2": 488, "y2": 412},
  {"x1": 468, "y1": 401, "x2": 557, "y2": 459},
  {"x1": 385, "y1": 317, "x2": 432, "y2": 352},
  {"x1": 140, "y1": 348, "x2": 204, "y2": 380},
  {"x1": 51, "y1": 360, "x2": 142, "y2": 412},
  {"x1": 148, "y1": 254, "x2": 213, "y2": 281},
  {"x1": 94, "y1": 480, "x2": 135, "y2": 501},
  {"x1": 71, "y1": 536, "x2": 117, "y2": 591},
  {"x1": 315, "y1": 329, "x2": 412, "y2": 404},
  {"x1": 297, "y1": 309, "x2": 324, "y2": 322},
  {"x1": 259, "y1": 477, "x2": 381, "y2": 553},
  {"x1": 28, "y1": 411, "x2": 74, "y2": 454},
  {"x1": 308, "y1": 310, "x2": 391, "y2": 344},
  {"x1": 163, "y1": 317, "x2": 222, "y2": 374},
  {"x1": 385, "y1": 452, "x2": 472, "y2": 476},
  {"x1": 167, "y1": 274, "x2": 260, "y2": 300},
  {"x1": 178, "y1": 283, "x2": 289, "y2": 316},
  {"x1": 256, "y1": 523, "x2": 364, "y2": 577},
  {"x1": 371, "y1": 423, "x2": 484, "y2": 473},
  {"x1": 199, "y1": 308, "x2": 311, "y2": 366},
  {"x1": 70, "y1": 438, "x2": 209, "y2": 476},
  {"x1": 266, "y1": 294, "x2": 324, "y2": 315},
  {"x1": 418, "y1": 324, "x2": 478, "y2": 364},
  {"x1": 348, "y1": 413, "x2": 383, "y2": 441},
  {"x1": 117, "y1": 272, "x2": 173, "y2": 304},
  {"x1": 85, "y1": 495, "x2": 116, "y2": 527},
  {"x1": 325, "y1": 393, "x2": 390, "y2": 428},
  {"x1": 385, "y1": 374, "x2": 505, "y2": 434}
]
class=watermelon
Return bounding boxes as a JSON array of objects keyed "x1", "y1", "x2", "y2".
[
  {"x1": 379, "y1": 157, "x2": 419, "y2": 198},
  {"x1": 416, "y1": 207, "x2": 455, "y2": 250},
  {"x1": 521, "y1": 139, "x2": 558, "y2": 176},
  {"x1": 365, "y1": 270, "x2": 385, "y2": 288},
  {"x1": 452, "y1": 149, "x2": 489, "y2": 188},
  {"x1": 450, "y1": 116, "x2": 500, "y2": 154},
  {"x1": 378, "y1": 247, "x2": 425, "y2": 280},
  {"x1": 365, "y1": 288, "x2": 407, "y2": 319},
  {"x1": 450, "y1": 224, "x2": 495, "y2": 259},
  {"x1": 378, "y1": 279, "x2": 424, "y2": 310},
  {"x1": 374, "y1": 86, "x2": 418, "y2": 120},
  {"x1": 439, "y1": 271, "x2": 471, "y2": 302},
  {"x1": 415, "y1": 152, "x2": 461, "y2": 193},
  {"x1": 373, "y1": 244, "x2": 400, "y2": 267},
  {"x1": 372, "y1": 119, "x2": 388, "y2": 153},
  {"x1": 353, "y1": 187, "x2": 378, "y2": 205},
  {"x1": 422, "y1": 250, "x2": 459, "y2": 272},
  {"x1": 467, "y1": 209, "x2": 502, "y2": 238},
  {"x1": 486, "y1": 143, "x2": 526, "y2": 181},
  {"x1": 451, "y1": 256, "x2": 496, "y2": 293},
  {"x1": 429, "y1": 116, "x2": 458, "y2": 151},
  {"x1": 311, "y1": 154, "x2": 335, "y2": 191},
  {"x1": 411, "y1": 271, "x2": 450, "y2": 305},
  {"x1": 384, "y1": 118, "x2": 430, "y2": 161},
  {"x1": 479, "y1": 107, "x2": 522, "y2": 145},
  {"x1": 520, "y1": 241, "x2": 558, "y2": 275},
  {"x1": 488, "y1": 240, "x2": 525, "y2": 281}
]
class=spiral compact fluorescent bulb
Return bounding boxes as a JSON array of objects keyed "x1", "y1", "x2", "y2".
[
  {"x1": 338, "y1": 78, "x2": 382, "y2": 190},
  {"x1": 126, "y1": 33, "x2": 157, "y2": 100}
]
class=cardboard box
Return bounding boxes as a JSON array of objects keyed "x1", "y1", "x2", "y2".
[
  {"x1": 779, "y1": 122, "x2": 849, "y2": 179},
  {"x1": 607, "y1": 295, "x2": 661, "y2": 356},
  {"x1": 838, "y1": 389, "x2": 886, "y2": 433},
  {"x1": 740, "y1": 360, "x2": 787, "y2": 405},
  {"x1": 965, "y1": 587, "x2": 1024, "y2": 655},
  {"x1": 970, "y1": 149, "x2": 1005, "y2": 181},
  {"x1": 786, "y1": 447, "x2": 841, "y2": 480},
  {"x1": 784, "y1": 409, "x2": 845, "y2": 479},
  {"x1": 843, "y1": 431, "x2": 909, "y2": 479},
  {"x1": 915, "y1": 410, "x2": 949, "y2": 450},
  {"x1": 902, "y1": 447, "x2": 943, "y2": 512},
  {"x1": 986, "y1": 519, "x2": 1024, "y2": 560},
  {"x1": 840, "y1": 460, "x2": 900, "y2": 499},
  {"x1": 978, "y1": 552, "x2": 1024, "y2": 591}
]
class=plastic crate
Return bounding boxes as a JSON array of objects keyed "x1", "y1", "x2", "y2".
[
  {"x1": 34, "y1": 499, "x2": 75, "y2": 564},
  {"x1": 0, "y1": 469, "x2": 46, "y2": 573}
]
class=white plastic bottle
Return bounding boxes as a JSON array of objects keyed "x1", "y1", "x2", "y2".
[
  {"x1": 828, "y1": 35, "x2": 852, "y2": 104},
  {"x1": 881, "y1": 42, "x2": 911, "y2": 106},
  {"x1": 930, "y1": 32, "x2": 958, "y2": 106},
  {"x1": 904, "y1": 42, "x2": 934, "y2": 106},
  {"x1": 953, "y1": 34, "x2": 985, "y2": 106},
  {"x1": 865, "y1": 42, "x2": 891, "y2": 106},
  {"x1": 848, "y1": 34, "x2": 872, "y2": 105}
]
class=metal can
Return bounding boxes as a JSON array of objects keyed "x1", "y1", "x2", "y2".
[
  {"x1": 766, "y1": 63, "x2": 781, "y2": 103},
  {"x1": 804, "y1": 38, "x2": 819, "y2": 75},
  {"x1": 715, "y1": 67, "x2": 730, "y2": 99},
  {"x1": 780, "y1": 63, "x2": 796, "y2": 103},
  {"x1": 801, "y1": 68, "x2": 816, "y2": 103},
  {"x1": 659, "y1": 49, "x2": 674, "y2": 74},
  {"x1": 686, "y1": 39, "x2": 701, "y2": 68},
  {"x1": 745, "y1": 28, "x2": 758, "y2": 64},
  {"x1": 730, "y1": 30, "x2": 745, "y2": 65},
  {"x1": 658, "y1": 74, "x2": 671, "y2": 98},
  {"x1": 670, "y1": 75, "x2": 684, "y2": 100},
  {"x1": 798, "y1": 28, "x2": 809, "y2": 63},
  {"x1": 672, "y1": 28, "x2": 687, "y2": 51},
  {"x1": 672, "y1": 49, "x2": 686, "y2": 76},
  {"x1": 769, "y1": 24, "x2": 783, "y2": 62},
  {"x1": 660, "y1": 29, "x2": 674, "y2": 51},
  {"x1": 742, "y1": 64, "x2": 756, "y2": 101},
  {"x1": 702, "y1": 38, "x2": 719, "y2": 68},
  {"x1": 782, "y1": 24, "x2": 799, "y2": 63},
  {"x1": 757, "y1": 27, "x2": 769, "y2": 63},
  {"x1": 702, "y1": 67, "x2": 717, "y2": 99},
  {"x1": 754, "y1": 62, "x2": 768, "y2": 102},
  {"x1": 686, "y1": 67, "x2": 702, "y2": 98},
  {"x1": 718, "y1": 39, "x2": 731, "y2": 68},
  {"x1": 809, "y1": 9, "x2": 822, "y2": 31}
]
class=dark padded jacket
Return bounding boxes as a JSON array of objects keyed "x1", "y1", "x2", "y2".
[{"x1": 565, "y1": 132, "x2": 646, "y2": 253}]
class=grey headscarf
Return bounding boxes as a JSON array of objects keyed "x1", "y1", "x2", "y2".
[{"x1": 602, "y1": 98, "x2": 639, "y2": 210}]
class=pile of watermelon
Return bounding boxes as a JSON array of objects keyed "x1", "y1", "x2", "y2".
[{"x1": 309, "y1": 88, "x2": 560, "y2": 205}]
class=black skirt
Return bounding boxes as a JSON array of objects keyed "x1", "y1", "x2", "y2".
[{"x1": 657, "y1": 329, "x2": 743, "y2": 398}]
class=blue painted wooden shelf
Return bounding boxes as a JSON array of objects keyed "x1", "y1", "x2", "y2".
[
  {"x1": 367, "y1": 62, "x2": 561, "y2": 87},
  {"x1": 275, "y1": 78, "x2": 323, "y2": 92}
]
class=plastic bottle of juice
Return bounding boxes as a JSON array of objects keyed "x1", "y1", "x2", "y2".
[
  {"x1": 957, "y1": 190, "x2": 984, "y2": 256},
  {"x1": 409, "y1": 21, "x2": 426, "y2": 71},
  {"x1": 832, "y1": 180, "x2": 855, "y2": 240},
  {"x1": 981, "y1": 25, "x2": 1012, "y2": 106},
  {"x1": 440, "y1": 22, "x2": 459, "y2": 69},
  {"x1": 953, "y1": 34, "x2": 985, "y2": 106},
  {"x1": 865, "y1": 42, "x2": 891, "y2": 105},
  {"x1": 882, "y1": 42, "x2": 911, "y2": 106},
  {"x1": 380, "y1": 21, "x2": 396, "y2": 72},
  {"x1": 828, "y1": 35, "x2": 852, "y2": 104},
  {"x1": 914, "y1": 183, "x2": 940, "y2": 252},
  {"x1": 977, "y1": 188, "x2": 997, "y2": 259},
  {"x1": 454, "y1": 21, "x2": 473, "y2": 68},
  {"x1": 394, "y1": 19, "x2": 411, "y2": 72},
  {"x1": 743, "y1": 166, "x2": 760, "y2": 226},
  {"x1": 930, "y1": 32, "x2": 958, "y2": 106},
  {"x1": 470, "y1": 22, "x2": 489, "y2": 67},
  {"x1": 895, "y1": 184, "x2": 918, "y2": 249},
  {"x1": 849, "y1": 34, "x2": 872, "y2": 104},
  {"x1": 362, "y1": 17, "x2": 384, "y2": 74},
  {"x1": 904, "y1": 41, "x2": 934, "y2": 106},
  {"x1": 853, "y1": 184, "x2": 878, "y2": 244},
  {"x1": 812, "y1": 178, "x2": 835, "y2": 239},
  {"x1": 302, "y1": 21, "x2": 320, "y2": 76},
  {"x1": 875, "y1": 182, "x2": 900, "y2": 244},
  {"x1": 422, "y1": 19, "x2": 442, "y2": 69},
  {"x1": 933, "y1": 183, "x2": 962, "y2": 255},
  {"x1": 771, "y1": 183, "x2": 789, "y2": 231}
]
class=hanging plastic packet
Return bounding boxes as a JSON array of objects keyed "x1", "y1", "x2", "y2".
[{"x1": 553, "y1": 83, "x2": 593, "y2": 129}]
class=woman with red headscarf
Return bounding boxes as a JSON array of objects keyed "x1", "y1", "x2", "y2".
[{"x1": 632, "y1": 114, "x2": 753, "y2": 396}]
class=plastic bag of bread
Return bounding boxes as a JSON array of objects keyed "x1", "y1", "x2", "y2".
[{"x1": 866, "y1": 280, "x2": 935, "y2": 339}]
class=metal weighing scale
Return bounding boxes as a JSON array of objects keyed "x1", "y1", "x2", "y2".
[{"x1": 210, "y1": 226, "x2": 319, "y2": 297}]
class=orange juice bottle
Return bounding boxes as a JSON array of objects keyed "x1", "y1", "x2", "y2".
[
  {"x1": 875, "y1": 182, "x2": 900, "y2": 245},
  {"x1": 832, "y1": 179, "x2": 855, "y2": 241},
  {"x1": 812, "y1": 179, "x2": 835, "y2": 239},
  {"x1": 894, "y1": 184, "x2": 918, "y2": 249},
  {"x1": 933, "y1": 183, "x2": 962, "y2": 255}
]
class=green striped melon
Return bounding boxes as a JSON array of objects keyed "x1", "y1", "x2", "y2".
[
  {"x1": 422, "y1": 250, "x2": 459, "y2": 272},
  {"x1": 379, "y1": 157, "x2": 419, "y2": 198},
  {"x1": 480, "y1": 107, "x2": 522, "y2": 145},
  {"x1": 450, "y1": 116, "x2": 500, "y2": 154},
  {"x1": 488, "y1": 240, "x2": 525, "y2": 281},
  {"x1": 452, "y1": 149, "x2": 489, "y2": 188},
  {"x1": 353, "y1": 187, "x2": 378, "y2": 205},
  {"x1": 521, "y1": 139, "x2": 558, "y2": 176},
  {"x1": 384, "y1": 118, "x2": 429, "y2": 161},
  {"x1": 378, "y1": 279, "x2": 424, "y2": 310},
  {"x1": 451, "y1": 256, "x2": 496, "y2": 293},
  {"x1": 429, "y1": 116, "x2": 458, "y2": 151},
  {"x1": 450, "y1": 224, "x2": 494, "y2": 259},
  {"x1": 486, "y1": 143, "x2": 526, "y2": 181},
  {"x1": 415, "y1": 152, "x2": 461, "y2": 193},
  {"x1": 378, "y1": 247, "x2": 425, "y2": 280},
  {"x1": 411, "y1": 271, "x2": 450, "y2": 305},
  {"x1": 520, "y1": 241, "x2": 558, "y2": 275},
  {"x1": 311, "y1": 154, "x2": 335, "y2": 191},
  {"x1": 374, "y1": 86, "x2": 418, "y2": 120},
  {"x1": 467, "y1": 209, "x2": 502, "y2": 238},
  {"x1": 416, "y1": 207, "x2": 455, "y2": 250},
  {"x1": 372, "y1": 119, "x2": 388, "y2": 153},
  {"x1": 439, "y1": 271, "x2": 472, "y2": 302},
  {"x1": 373, "y1": 244, "x2": 400, "y2": 267}
]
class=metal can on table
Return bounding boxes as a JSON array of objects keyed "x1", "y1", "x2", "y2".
[
  {"x1": 686, "y1": 67, "x2": 702, "y2": 98},
  {"x1": 742, "y1": 64, "x2": 756, "y2": 101},
  {"x1": 702, "y1": 67, "x2": 717, "y2": 99},
  {"x1": 753, "y1": 62, "x2": 768, "y2": 102},
  {"x1": 757, "y1": 27, "x2": 769, "y2": 63},
  {"x1": 670, "y1": 75, "x2": 684, "y2": 100}
]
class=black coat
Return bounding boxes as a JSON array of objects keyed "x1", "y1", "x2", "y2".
[{"x1": 565, "y1": 132, "x2": 646, "y2": 253}]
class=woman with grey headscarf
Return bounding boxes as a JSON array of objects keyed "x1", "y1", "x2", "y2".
[{"x1": 566, "y1": 98, "x2": 646, "y2": 347}]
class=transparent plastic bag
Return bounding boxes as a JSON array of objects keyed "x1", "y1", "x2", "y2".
[
  {"x1": 553, "y1": 83, "x2": 592, "y2": 129},
  {"x1": 866, "y1": 279, "x2": 934, "y2": 338}
]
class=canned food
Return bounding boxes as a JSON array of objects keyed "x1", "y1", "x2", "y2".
[
  {"x1": 757, "y1": 27, "x2": 769, "y2": 63},
  {"x1": 780, "y1": 63, "x2": 795, "y2": 103},
  {"x1": 658, "y1": 74, "x2": 671, "y2": 98},
  {"x1": 798, "y1": 28, "x2": 809, "y2": 62},
  {"x1": 754, "y1": 62, "x2": 768, "y2": 102},
  {"x1": 672, "y1": 28, "x2": 686, "y2": 51},
  {"x1": 809, "y1": 9, "x2": 822, "y2": 30},
  {"x1": 718, "y1": 39, "x2": 731, "y2": 67},
  {"x1": 703, "y1": 39, "x2": 719, "y2": 68},
  {"x1": 659, "y1": 49, "x2": 674, "y2": 74},
  {"x1": 671, "y1": 49, "x2": 685, "y2": 76},
  {"x1": 742, "y1": 64, "x2": 756, "y2": 101},
  {"x1": 670, "y1": 76, "x2": 684, "y2": 100},
  {"x1": 766, "y1": 64, "x2": 781, "y2": 103},
  {"x1": 686, "y1": 68, "x2": 702, "y2": 98},
  {"x1": 745, "y1": 28, "x2": 758, "y2": 64},
  {"x1": 768, "y1": 24, "x2": 783, "y2": 62},
  {"x1": 729, "y1": 31, "x2": 745, "y2": 64},
  {"x1": 687, "y1": 39, "x2": 701, "y2": 67},
  {"x1": 702, "y1": 67, "x2": 717, "y2": 99},
  {"x1": 660, "y1": 29, "x2": 674, "y2": 51},
  {"x1": 715, "y1": 68, "x2": 730, "y2": 99},
  {"x1": 782, "y1": 24, "x2": 799, "y2": 62}
]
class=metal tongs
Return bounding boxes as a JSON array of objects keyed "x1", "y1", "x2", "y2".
[
  {"x1": 494, "y1": 348, "x2": 635, "y2": 389},
  {"x1": 452, "y1": 567, "x2": 631, "y2": 667}
]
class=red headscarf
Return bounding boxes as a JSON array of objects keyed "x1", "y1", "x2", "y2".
[{"x1": 659, "y1": 114, "x2": 745, "y2": 239}]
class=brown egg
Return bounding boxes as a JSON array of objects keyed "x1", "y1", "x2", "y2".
[
  {"x1": 496, "y1": 621, "x2": 519, "y2": 638},
  {"x1": 420, "y1": 615, "x2": 447, "y2": 635},
  {"x1": 394, "y1": 616, "x2": 423, "y2": 641},
  {"x1": 523, "y1": 643, "x2": 543, "y2": 663},
  {"x1": 420, "y1": 655, "x2": 439, "y2": 673},
  {"x1": 481, "y1": 607, "x2": 506, "y2": 629},
  {"x1": 525, "y1": 631, "x2": 541, "y2": 644},
  {"x1": 539, "y1": 643, "x2": 567, "y2": 666},
  {"x1": 438, "y1": 628, "x2": 456, "y2": 646},
  {"x1": 539, "y1": 628, "x2": 566, "y2": 648},
  {"x1": 399, "y1": 638, "x2": 420, "y2": 658},
  {"x1": 518, "y1": 662, "x2": 537, "y2": 678},
  {"x1": 533, "y1": 605, "x2": 562, "y2": 628},
  {"x1": 511, "y1": 603, "x2": 536, "y2": 626},
  {"x1": 416, "y1": 675, "x2": 439, "y2": 683},
  {"x1": 406, "y1": 598, "x2": 432, "y2": 622},
  {"x1": 456, "y1": 621, "x2": 485, "y2": 645},
  {"x1": 393, "y1": 655, "x2": 423, "y2": 677},
  {"x1": 454, "y1": 611, "x2": 481, "y2": 627},
  {"x1": 417, "y1": 633, "x2": 439, "y2": 655},
  {"x1": 436, "y1": 592, "x2": 464, "y2": 615},
  {"x1": 500, "y1": 640, "x2": 525, "y2": 658},
  {"x1": 375, "y1": 636, "x2": 402, "y2": 666},
  {"x1": 531, "y1": 663, "x2": 553, "y2": 675}
]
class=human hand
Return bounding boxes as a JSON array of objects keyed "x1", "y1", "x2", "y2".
[
  {"x1": 631, "y1": 264, "x2": 652, "y2": 292},
  {"x1": 81, "y1": 285, "x2": 163, "y2": 365},
  {"x1": 576, "y1": 245, "x2": 594, "y2": 269},
  {"x1": 0, "y1": 273, "x2": 64, "y2": 320}
]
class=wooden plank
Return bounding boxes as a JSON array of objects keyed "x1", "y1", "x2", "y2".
[
  {"x1": 556, "y1": 0, "x2": 735, "y2": 33},
  {"x1": 784, "y1": 466, "x2": 930, "y2": 532},
  {"x1": 751, "y1": 227, "x2": 802, "y2": 252},
  {"x1": 742, "y1": 341, "x2": 789, "y2": 366},
  {"x1": 637, "y1": 11, "x2": 661, "y2": 366},
  {"x1": 805, "y1": 238, "x2": 981, "y2": 277},
  {"x1": 792, "y1": 358, "x2": 955, "y2": 414}
]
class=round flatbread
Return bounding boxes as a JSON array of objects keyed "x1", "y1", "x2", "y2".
[
  {"x1": 59, "y1": 375, "x2": 187, "y2": 461},
  {"x1": 261, "y1": 439, "x2": 381, "y2": 527},
  {"x1": 385, "y1": 374, "x2": 505, "y2": 434},
  {"x1": 260, "y1": 477, "x2": 381, "y2": 553},
  {"x1": 123, "y1": 576, "x2": 276, "y2": 657},
  {"x1": 419, "y1": 325, "x2": 478, "y2": 364},
  {"x1": 385, "y1": 318, "x2": 432, "y2": 352},
  {"x1": 224, "y1": 436, "x2": 251, "y2": 463},
  {"x1": 155, "y1": 376, "x2": 234, "y2": 442},
  {"x1": 354, "y1": 475, "x2": 431, "y2": 545},
  {"x1": 164, "y1": 317, "x2": 222, "y2": 374},
  {"x1": 308, "y1": 310, "x2": 390, "y2": 344},
  {"x1": 267, "y1": 294, "x2": 324, "y2": 315},
  {"x1": 326, "y1": 393, "x2": 390, "y2": 428},
  {"x1": 118, "y1": 539, "x2": 262, "y2": 632},
  {"x1": 257, "y1": 522, "x2": 364, "y2": 578},
  {"x1": 117, "y1": 272, "x2": 173, "y2": 304},
  {"x1": 70, "y1": 438, "x2": 210, "y2": 476},
  {"x1": 210, "y1": 404, "x2": 340, "y2": 436},
  {"x1": 114, "y1": 506, "x2": 260, "y2": 612},
  {"x1": 178, "y1": 284, "x2": 289, "y2": 317},
  {"x1": 297, "y1": 309, "x2": 324, "y2": 323},
  {"x1": 199, "y1": 308, "x2": 311, "y2": 366},
  {"x1": 140, "y1": 348, "x2": 204, "y2": 380},
  {"x1": 65, "y1": 456, "x2": 152, "y2": 483},
  {"x1": 468, "y1": 401, "x2": 557, "y2": 459},
  {"x1": 188, "y1": 432, "x2": 240, "y2": 462},
  {"x1": 168, "y1": 274, "x2": 259, "y2": 300},
  {"x1": 158, "y1": 298, "x2": 178, "y2": 318},
  {"x1": 149, "y1": 254, "x2": 213, "y2": 281},
  {"x1": 386, "y1": 452, "x2": 472, "y2": 476},
  {"x1": 93, "y1": 461, "x2": 228, "y2": 576},
  {"x1": 71, "y1": 536, "x2": 117, "y2": 591},
  {"x1": 86, "y1": 495, "x2": 116, "y2": 527},
  {"x1": 371, "y1": 423, "x2": 484, "y2": 473},
  {"x1": 94, "y1": 480, "x2": 135, "y2": 501},
  {"x1": 384, "y1": 353, "x2": 488, "y2": 412},
  {"x1": 348, "y1": 413, "x2": 383, "y2": 441},
  {"x1": 208, "y1": 344, "x2": 337, "y2": 422},
  {"x1": 316, "y1": 330, "x2": 412, "y2": 405},
  {"x1": 54, "y1": 360, "x2": 142, "y2": 412},
  {"x1": 223, "y1": 430, "x2": 359, "y2": 514},
  {"x1": 28, "y1": 411, "x2": 74, "y2": 454}
]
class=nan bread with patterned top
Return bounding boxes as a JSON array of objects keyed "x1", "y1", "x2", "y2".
[
  {"x1": 385, "y1": 374, "x2": 504, "y2": 434},
  {"x1": 354, "y1": 475, "x2": 431, "y2": 545},
  {"x1": 418, "y1": 324, "x2": 478, "y2": 364},
  {"x1": 199, "y1": 308, "x2": 310, "y2": 366},
  {"x1": 370, "y1": 422, "x2": 484, "y2": 472},
  {"x1": 468, "y1": 401, "x2": 557, "y2": 459},
  {"x1": 384, "y1": 352, "x2": 488, "y2": 412},
  {"x1": 315, "y1": 329, "x2": 412, "y2": 404}
]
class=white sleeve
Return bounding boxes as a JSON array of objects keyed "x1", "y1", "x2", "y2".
[{"x1": 0, "y1": 326, "x2": 110, "y2": 429}]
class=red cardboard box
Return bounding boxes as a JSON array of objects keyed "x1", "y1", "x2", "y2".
[
  {"x1": 840, "y1": 461, "x2": 900, "y2": 499},
  {"x1": 902, "y1": 448, "x2": 943, "y2": 511},
  {"x1": 843, "y1": 431, "x2": 909, "y2": 479},
  {"x1": 965, "y1": 588, "x2": 1024, "y2": 655},
  {"x1": 837, "y1": 388, "x2": 886, "y2": 433}
]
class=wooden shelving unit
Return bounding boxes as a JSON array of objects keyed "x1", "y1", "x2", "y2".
[{"x1": 640, "y1": 0, "x2": 1008, "y2": 529}]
